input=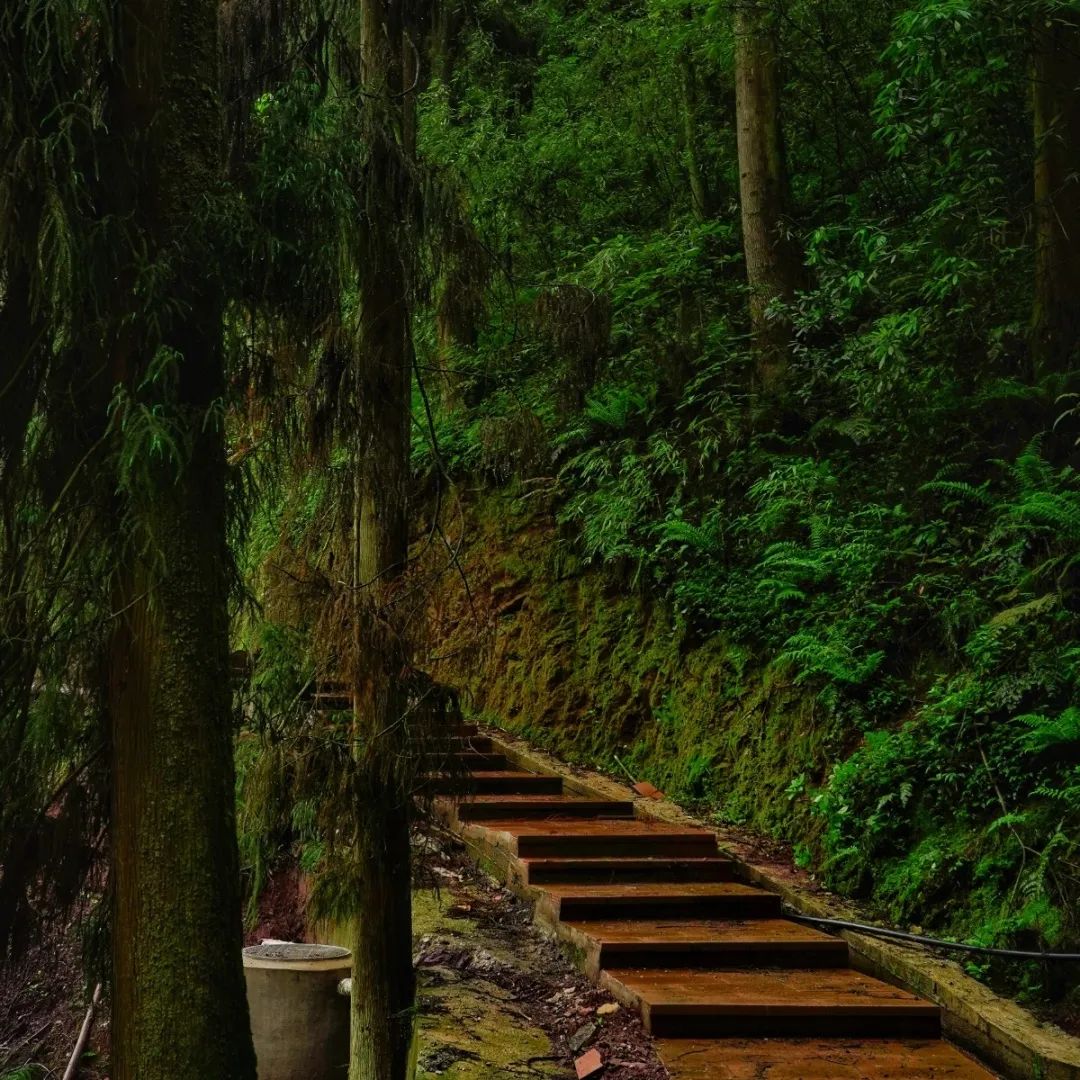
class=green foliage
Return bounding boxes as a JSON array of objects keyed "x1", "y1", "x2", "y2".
[{"x1": 408, "y1": 0, "x2": 1080, "y2": 1003}]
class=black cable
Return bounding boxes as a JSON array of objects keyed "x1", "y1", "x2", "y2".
[{"x1": 782, "y1": 908, "x2": 1080, "y2": 962}]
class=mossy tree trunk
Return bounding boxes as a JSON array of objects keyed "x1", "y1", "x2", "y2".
[
  {"x1": 1032, "y1": 5, "x2": 1080, "y2": 375},
  {"x1": 106, "y1": 0, "x2": 256, "y2": 1076},
  {"x1": 349, "y1": 2, "x2": 417, "y2": 1078},
  {"x1": 733, "y1": 0, "x2": 801, "y2": 394}
]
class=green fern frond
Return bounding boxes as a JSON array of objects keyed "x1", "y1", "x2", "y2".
[
  {"x1": 919, "y1": 479, "x2": 995, "y2": 506},
  {"x1": 1017, "y1": 708, "x2": 1080, "y2": 753},
  {"x1": 987, "y1": 593, "x2": 1059, "y2": 628}
]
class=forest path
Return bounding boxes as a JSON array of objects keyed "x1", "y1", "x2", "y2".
[{"x1": 430, "y1": 728, "x2": 997, "y2": 1079}]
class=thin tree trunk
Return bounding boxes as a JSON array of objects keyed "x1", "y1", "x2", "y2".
[
  {"x1": 734, "y1": 0, "x2": 801, "y2": 394},
  {"x1": 1032, "y1": 6, "x2": 1080, "y2": 375},
  {"x1": 350, "y1": 2, "x2": 417, "y2": 1078},
  {"x1": 106, "y1": 0, "x2": 256, "y2": 1076},
  {"x1": 402, "y1": 0, "x2": 419, "y2": 159},
  {"x1": 432, "y1": 0, "x2": 465, "y2": 112},
  {"x1": 679, "y1": 43, "x2": 712, "y2": 223},
  {"x1": 435, "y1": 242, "x2": 482, "y2": 410}
]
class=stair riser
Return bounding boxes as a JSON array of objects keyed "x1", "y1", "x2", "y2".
[
  {"x1": 458, "y1": 802, "x2": 634, "y2": 821},
  {"x1": 525, "y1": 862, "x2": 735, "y2": 884},
  {"x1": 556, "y1": 896, "x2": 782, "y2": 921},
  {"x1": 516, "y1": 836, "x2": 718, "y2": 858},
  {"x1": 645, "y1": 1011, "x2": 941, "y2": 1039},
  {"x1": 446, "y1": 777, "x2": 564, "y2": 796},
  {"x1": 432, "y1": 781, "x2": 565, "y2": 799},
  {"x1": 427, "y1": 737, "x2": 494, "y2": 753},
  {"x1": 597, "y1": 944, "x2": 849, "y2": 969},
  {"x1": 427, "y1": 753, "x2": 509, "y2": 770}
]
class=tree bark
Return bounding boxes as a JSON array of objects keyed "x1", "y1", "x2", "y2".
[
  {"x1": 1032, "y1": 6, "x2": 1080, "y2": 375},
  {"x1": 106, "y1": 0, "x2": 256, "y2": 1076},
  {"x1": 733, "y1": 0, "x2": 801, "y2": 394},
  {"x1": 349, "y1": 2, "x2": 417, "y2": 1078}
]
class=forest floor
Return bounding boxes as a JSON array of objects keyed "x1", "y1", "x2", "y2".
[
  {"x1": 407, "y1": 827, "x2": 667, "y2": 1080},
  {"x1": 0, "y1": 917, "x2": 108, "y2": 1080},
  {"x1": 254, "y1": 824, "x2": 666, "y2": 1079},
  {"x1": 1, "y1": 827, "x2": 663, "y2": 1080}
]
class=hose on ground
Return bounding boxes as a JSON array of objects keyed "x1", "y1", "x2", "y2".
[{"x1": 782, "y1": 908, "x2": 1080, "y2": 962}]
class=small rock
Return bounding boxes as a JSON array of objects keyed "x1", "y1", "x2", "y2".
[
  {"x1": 575, "y1": 1048, "x2": 604, "y2": 1079},
  {"x1": 412, "y1": 834, "x2": 441, "y2": 855},
  {"x1": 596, "y1": 1002, "x2": 619, "y2": 1017},
  {"x1": 462, "y1": 947, "x2": 505, "y2": 975},
  {"x1": 569, "y1": 1022, "x2": 597, "y2": 1052}
]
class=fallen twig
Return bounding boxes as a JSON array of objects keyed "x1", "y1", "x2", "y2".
[{"x1": 62, "y1": 983, "x2": 102, "y2": 1080}]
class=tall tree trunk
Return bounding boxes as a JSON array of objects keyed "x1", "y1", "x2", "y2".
[
  {"x1": 1032, "y1": 6, "x2": 1080, "y2": 375},
  {"x1": 733, "y1": 0, "x2": 801, "y2": 394},
  {"x1": 350, "y1": 2, "x2": 417, "y2": 1078},
  {"x1": 106, "y1": 0, "x2": 256, "y2": 1076}
]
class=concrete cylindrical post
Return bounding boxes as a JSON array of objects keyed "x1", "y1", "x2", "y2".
[{"x1": 243, "y1": 943, "x2": 351, "y2": 1079}]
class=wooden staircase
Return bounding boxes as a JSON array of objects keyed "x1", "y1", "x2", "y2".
[{"x1": 432, "y1": 732, "x2": 998, "y2": 1079}]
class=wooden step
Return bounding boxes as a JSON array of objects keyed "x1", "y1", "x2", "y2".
[
  {"x1": 431, "y1": 771, "x2": 564, "y2": 796},
  {"x1": 430, "y1": 734, "x2": 494, "y2": 753},
  {"x1": 602, "y1": 967, "x2": 941, "y2": 1039},
  {"x1": 444, "y1": 773, "x2": 565, "y2": 799},
  {"x1": 656, "y1": 1037, "x2": 996, "y2": 1078},
  {"x1": 561, "y1": 917, "x2": 849, "y2": 971},
  {"x1": 539, "y1": 882, "x2": 780, "y2": 922},
  {"x1": 521, "y1": 856, "x2": 736, "y2": 884},
  {"x1": 426, "y1": 751, "x2": 509, "y2": 771},
  {"x1": 470, "y1": 818, "x2": 719, "y2": 859},
  {"x1": 456, "y1": 796, "x2": 635, "y2": 821}
]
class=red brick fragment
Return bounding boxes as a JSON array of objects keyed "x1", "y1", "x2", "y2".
[{"x1": 575, "y1": 1048, "x2": 604, "y2": 1078}]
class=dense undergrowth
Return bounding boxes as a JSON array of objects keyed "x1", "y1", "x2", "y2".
[
  {"x1": 232, "y1": 0, "x2": 1080, "y2": 1015},
  {"x1": 400, "y1": 0, "x2": 1080, "y2": 1007}
]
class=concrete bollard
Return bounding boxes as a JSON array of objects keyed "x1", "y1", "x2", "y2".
[{"x1": 243, "y1": 943, "x2": 352, "y2": 1079}]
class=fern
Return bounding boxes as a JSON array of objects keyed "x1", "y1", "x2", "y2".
[
  {"x1": 919, "y1": 478, "x2": 995, "y2": 506},
  {"x1": 658, "y1": 516, "x2": 723, "y2": 554},
  {"x1": 1017, "y1": 708, "x2": 1080, "y2": 753},
  {"x1": 583, "y1": 385, "x2": 649, "y2": 430}
]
